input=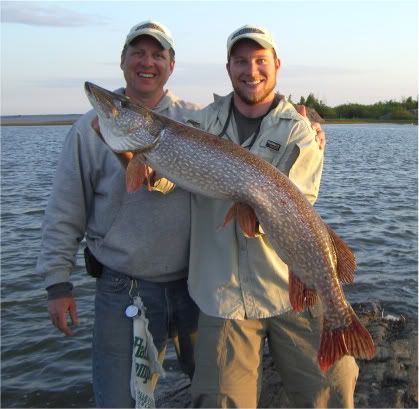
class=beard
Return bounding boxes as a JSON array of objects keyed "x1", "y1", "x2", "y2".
[{"x1": 232, "y1": 79, "x2": 277, "y2": 106}]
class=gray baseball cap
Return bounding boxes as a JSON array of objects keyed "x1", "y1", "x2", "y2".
[
  {"x1": 124, "y1": 20, "x2": 175, "y2": 51},
  {"x1": 227, "y1": 24, "x2": 278, "y2": 58}
]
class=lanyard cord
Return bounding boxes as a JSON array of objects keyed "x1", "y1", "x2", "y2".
[{"x1": 217, "y1": 98, "x2": 234, "y2": 138}]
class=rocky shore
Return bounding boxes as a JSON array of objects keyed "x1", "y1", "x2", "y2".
[{"x1": 155, "y1": 303, "x2": 418, "y2": 408}]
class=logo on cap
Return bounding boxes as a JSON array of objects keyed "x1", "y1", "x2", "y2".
[
  {"x1": 231, "y1": 27, "x2": 266, "y2": 40},
  {"x1": 134, "y1": 22, "x2": 166, "y2": 34}
]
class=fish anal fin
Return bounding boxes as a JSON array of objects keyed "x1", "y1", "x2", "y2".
[
  {"x1": 318, "y1": 307, "x2": 375, "y2": 372},
  {"x1": 326, "y1": 225, "x2": 357, "y2": 284},
  {"x1": 126, "y1": 154, "x2": 147, "y2": 192},
  {"x1": 289, "y1": 271, "x2": 317, "y2": 312},
  {"x1": 223, "y1": 203, "x2": 259, "y2": 237}
]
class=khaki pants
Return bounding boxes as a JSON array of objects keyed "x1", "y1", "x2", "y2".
[{"x1": 191, "y1": 306, "x2": 359, "y2": 408}]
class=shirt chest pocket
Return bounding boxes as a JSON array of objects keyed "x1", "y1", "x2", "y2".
[{"x1": 254, "y1": 138, "x2": 283, "y2": 164}]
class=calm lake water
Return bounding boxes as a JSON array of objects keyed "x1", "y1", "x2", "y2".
[{"x1": 1, "y1": 123, "x2": 418, "y2": 408}]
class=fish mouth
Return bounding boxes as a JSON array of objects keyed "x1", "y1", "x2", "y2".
[
  {"x1": 85, "y1": 81, "x2": 114, "y2": 102},
  {"x1": 85, "y1": 82, "x2": 127, "y2": 113},
  {"x1": 84, "y1": 81, "x2": 104, "y2": 101},
  {"x1": 85, "y1": 81, "x2": 114, "y2": 99},
  {"x1": 84, "y1": 81, "x2": 94, "y2": 95},
  {"x1": 84, "y1": 82, "x2": 153, "y2": 153}
]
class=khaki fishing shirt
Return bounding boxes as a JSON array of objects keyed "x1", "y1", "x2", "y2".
[{"x1": 187, "y1": 93, "x2": 324, "y2": 320}]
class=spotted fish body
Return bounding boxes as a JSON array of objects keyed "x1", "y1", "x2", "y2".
[{"x1": 85, "y1": 82, "x2": 375, "y2": 371}]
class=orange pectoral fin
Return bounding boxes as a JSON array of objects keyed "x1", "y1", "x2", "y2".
[
  {"x1": 223, "y1": 203, "x2": 259, "y2": 237},
  {"x1": 126, "y1": 154, "x2": 147, "y2": 192},
  {"x1": 289, "y1": 271, "x2": 317, "y2": 312},
  {"x1": 326, "y1": 224, "x2": 357, "y2": 284}
]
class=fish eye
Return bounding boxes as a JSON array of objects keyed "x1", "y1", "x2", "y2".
[
  {"x1": 121, "y1": 98, "x2": 130, "y2": 108},
  {"x1": 114, "y1": 98, "x2": 128, "y2": 109}
]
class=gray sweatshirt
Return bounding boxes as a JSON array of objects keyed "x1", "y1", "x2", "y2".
[{"x1": 36, "y1": 89, "x2": 199, "y2": 292}]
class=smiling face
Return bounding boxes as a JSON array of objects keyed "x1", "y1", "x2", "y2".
[
  {"x1": 121, "y1": 35, "x2": 175, "y2": 108},
  {"x1": 227, "y1": 39, "x2": 280, "y2": 109}
]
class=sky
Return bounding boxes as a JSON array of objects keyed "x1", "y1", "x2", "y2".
[{"x1": 1, "y1": 0, "x2": 418, "y2": 115}]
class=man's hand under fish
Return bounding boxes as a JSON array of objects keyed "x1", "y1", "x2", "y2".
[{"x1": 295, "y1": 104, "x2": 326, "y2": 150}]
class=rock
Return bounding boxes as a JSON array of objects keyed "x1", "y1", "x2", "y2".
[{"x1": 156, "y1": 303, "x2": 418, "y2": 408}]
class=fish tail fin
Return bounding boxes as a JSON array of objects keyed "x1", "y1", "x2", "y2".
[
  {"x1": 289, "y1": 271, "x2": 317, "y2": 312},
  {"x1": 223, "y1": 203, "x2": 259, "y2": 237},
  {"x1": 318, "y1": 306, "x2": 375, "y2": 372}
]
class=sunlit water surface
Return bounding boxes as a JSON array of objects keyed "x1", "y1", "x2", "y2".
[{"x1": 1, "y1": 123, "x2": 417, "y2": 407}]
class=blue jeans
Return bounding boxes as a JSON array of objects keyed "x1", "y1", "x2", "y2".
[{"x1": 92, "y1": 267, "x2": 199, "y2": 408}]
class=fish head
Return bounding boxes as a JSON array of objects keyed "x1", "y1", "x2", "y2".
[{"x1": 84, "y1": 82, "x2": 164, "y2": 153}]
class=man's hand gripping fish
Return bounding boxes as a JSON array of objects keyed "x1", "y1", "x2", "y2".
[{"x1": 84, "y1": 82, "x2": 375, "y2": 372}]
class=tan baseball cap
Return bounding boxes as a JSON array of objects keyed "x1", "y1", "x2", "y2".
[
  {"x1": 124, "y1": 20, "x2": 175, "y2": 51},
  {"x1": 227, "y1": 24, "x2": 278, "y2": 58}
]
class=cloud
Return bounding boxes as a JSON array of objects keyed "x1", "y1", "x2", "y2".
[{"x1": 1, "y1": 1, "x2": 108, "y2": 27}]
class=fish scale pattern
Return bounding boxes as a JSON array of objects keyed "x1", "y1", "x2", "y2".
[
  {"x1": 85, "y1": 82, "x2": 375, "y2": 370},
  {"x1": 145, "y1": 122, "x2": 350, "y2": 328}
]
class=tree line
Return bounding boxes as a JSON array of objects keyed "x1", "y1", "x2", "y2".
[{"x1": 294, "y1": 94, "x2": 418, "y2": 122}]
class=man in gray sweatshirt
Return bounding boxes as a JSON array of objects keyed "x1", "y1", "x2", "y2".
[{"x1": 36, "y1": 20, "x2": 199, "y2": 408}]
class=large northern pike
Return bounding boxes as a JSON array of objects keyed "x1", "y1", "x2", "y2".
[{"x1": 84, "y1": 82, "x2": 375, "y2": 371}]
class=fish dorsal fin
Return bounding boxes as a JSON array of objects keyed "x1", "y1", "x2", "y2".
[{"x1": 326, "y1": 225, "x2": 356, "y2": 284}]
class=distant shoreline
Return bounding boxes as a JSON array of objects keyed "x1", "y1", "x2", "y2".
[
  {"x1": 1, "y1": 114, "x2": 417, "y2": 127},
  {"x1": 0, "y1": 114, "x2": 81, "y2": 127},
  {"x1": 1, "y1": 121, "x2": 77, "y2": 126}
]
